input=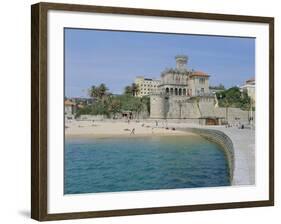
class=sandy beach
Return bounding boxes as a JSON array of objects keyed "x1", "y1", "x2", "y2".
[{"x1": 65, "y1": 120, "x2": 195, "y2": 138}]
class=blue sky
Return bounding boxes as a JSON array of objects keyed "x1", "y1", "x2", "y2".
[{"x1": 65, "y1": 28, "x2": 255, "y2": 98}]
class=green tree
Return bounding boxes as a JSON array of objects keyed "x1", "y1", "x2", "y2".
[
  {"x1": 216, "y1": 87, "x2": 251, "y2": 110},
  {"x1": 108, "y1": 98, "x2": 121, "y2": 118},
  {"x1": 131, "y1": 83, "x2": 139, "y2": 96},
  {"x1": 124, "y1": 83, "x2": 139, "y2": 96},
  {"x1": 124, "y1": 85, "x2": 133, "y2": 96},
  {"x1": 98, "y1": 83, "x2": 108, "y2": 100},
  {"x1": 88, "y1": 84, "x2": 109, "y2": 101},
  {"x1": 210, "y1": 84, "x2": 225, "y2": 90},
  {"x1": 88, "y1": 85, "x2": 99, "y2": 100},
  {"x1": 77, "y1": 83, "x2": 150, "y2": 119},
  {"x1": 133, "y1": 99, "x2": 144, "y2": 118},
  {"x1": 141, "y1": 96, "x2": 150, "y2": 114},
  {"x1": 75, "y1": 105, "x2": 92, "y2": 118}
]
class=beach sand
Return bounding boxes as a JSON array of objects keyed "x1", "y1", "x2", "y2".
[{"x1": 65, "y1": 120, "x2": 195, "y2": 139}]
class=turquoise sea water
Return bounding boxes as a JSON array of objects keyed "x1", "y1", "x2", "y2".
[{"x1": 64, "y1": 135, "x2": 230, "y2": 194}]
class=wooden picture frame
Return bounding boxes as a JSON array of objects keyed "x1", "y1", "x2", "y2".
[{"x1": 31, "y1": 2, "x2": 274, "y2": 221}]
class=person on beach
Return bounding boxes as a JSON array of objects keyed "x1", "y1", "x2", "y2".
[{"x1": 130, "y1": 128, "x2": 135, "y2": 135}]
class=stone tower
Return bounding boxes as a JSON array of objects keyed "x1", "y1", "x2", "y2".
[
  {"x1": 175, "y1": 55, "x2": 188, "y2": 71},
  {"x1": 150, "y1": 94, "x2": 166, "y2": 119}
]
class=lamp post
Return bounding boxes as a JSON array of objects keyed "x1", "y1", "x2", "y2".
[
  {"x1": 220, "y1": 94, "x2": 229, "y2": 124},
  {"x1": 225, "y1": 99, "x2": 229, "y2": 124},
  {"x1": 249, "y1": 97, "x2": 253, "y2": 125}
]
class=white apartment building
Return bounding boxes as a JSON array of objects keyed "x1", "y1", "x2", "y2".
[
  {"x1": 240, "y1": 77, "x2": 255, "y2": 102},
  {"x1": 134, "y1": 76, "x2": 161, "y2": 97}
]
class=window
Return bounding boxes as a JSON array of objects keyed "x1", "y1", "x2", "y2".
[{"x1": 199, "y1": 78, "x2": 205, "y2": 84}]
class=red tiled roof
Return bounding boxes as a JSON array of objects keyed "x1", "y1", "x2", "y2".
[
  {"x1": 190, "y1": 71, "x2": 210, "y2": 77},
  {"x1": 246, "y1": 77, "x2": 255, "y2": 82},
  {"x1": 64, "y1": 99, "x2": 76, "y2": 106}
]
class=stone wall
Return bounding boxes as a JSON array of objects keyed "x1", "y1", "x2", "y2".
[
  {"x1": 78, "y1": 115, "x2": 105, "y2": 121},
  {"x1": 150, "y1": 94, "x2": 254, "y2": 125},
  {"x1": 167, "y1": 96, "x2": 201, "y2": 119},
  {"x1": 215, "y1": 107, "x2": 254, "y2": 124},
  {"x1": 198, "y1": 99, "x2": 216, "y2": 117}
]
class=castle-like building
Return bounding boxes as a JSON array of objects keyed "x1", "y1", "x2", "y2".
[
  {"x1": 149, "y1": 55, "x2": 215, "y2": 120},
  {"x1": 134, "y1": 55, "x2": 252, "y2": 125},
  {"x1": 157, "y1": 55, "x2": 210, "y2": 97}
]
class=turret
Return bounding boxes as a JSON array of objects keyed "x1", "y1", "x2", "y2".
[
  {"x1": 175, "y1": 55, "x2": 188, "y2": 71},
  {"x1": 150, "y1": 94, "x2": 166, "y2": 119}
]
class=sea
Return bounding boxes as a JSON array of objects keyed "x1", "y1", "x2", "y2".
[{"x1": 64, "y1": 135, "x2": 230, "y2": 194}]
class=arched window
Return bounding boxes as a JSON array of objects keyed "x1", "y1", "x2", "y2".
[
  {"x1": 179, "y1": 88, "x2": 182, "y2": 96},
  {"x1": 166, "y1": 88, "x2": 169, "y2": 94},
  {"x1": 175, "y1": 88, "x2": 178, "y2": 95}
]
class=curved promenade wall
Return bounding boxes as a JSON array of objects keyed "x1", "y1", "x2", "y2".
[{"x1": 181, "y1": 128, "x2": 235, "y2": 184}]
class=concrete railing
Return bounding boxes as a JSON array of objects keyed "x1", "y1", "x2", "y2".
[{"x1": 180, "y1": 128, "x2": 235, "y2": 184}]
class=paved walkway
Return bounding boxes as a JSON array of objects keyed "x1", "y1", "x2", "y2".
[{"x1": 212, "y1": 127, "x2": 255, "y2": 185}]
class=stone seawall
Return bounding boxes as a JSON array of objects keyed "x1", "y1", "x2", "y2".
[{"x1": 180, "y1": 128, "x2": 235, "y2": 184}]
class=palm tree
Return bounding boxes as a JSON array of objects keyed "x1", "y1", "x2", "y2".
[
  {"x1": 124, "y1": 85, "x2": 133, "y2": 95},
  {"x1": 89, "y1": 84, "x2": 109, "y2": 101},
  {"x1": 131, "y1": 83, "x2": 139, "y2": 96},
  {"x1": 98, "y1": 83, "x2": 108, "y2": 99},
  {"x1": 88, "y1": 85, "x2": 99, "y2": 100},
  {"x1": 124, "y1": 83, "x2": 139, "y2": 96}
]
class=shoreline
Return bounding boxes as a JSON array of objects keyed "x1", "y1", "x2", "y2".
[
  {"x1": 65, "y1": 120, "x2": 196, "y2": 139},
  {"x1": 65, "y1": 132, "x2": 195, "y2": 139}
]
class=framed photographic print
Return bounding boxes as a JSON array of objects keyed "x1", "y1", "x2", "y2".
[{"x1": 31, "y1": 2, "x2": 274, "y2": 221}]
